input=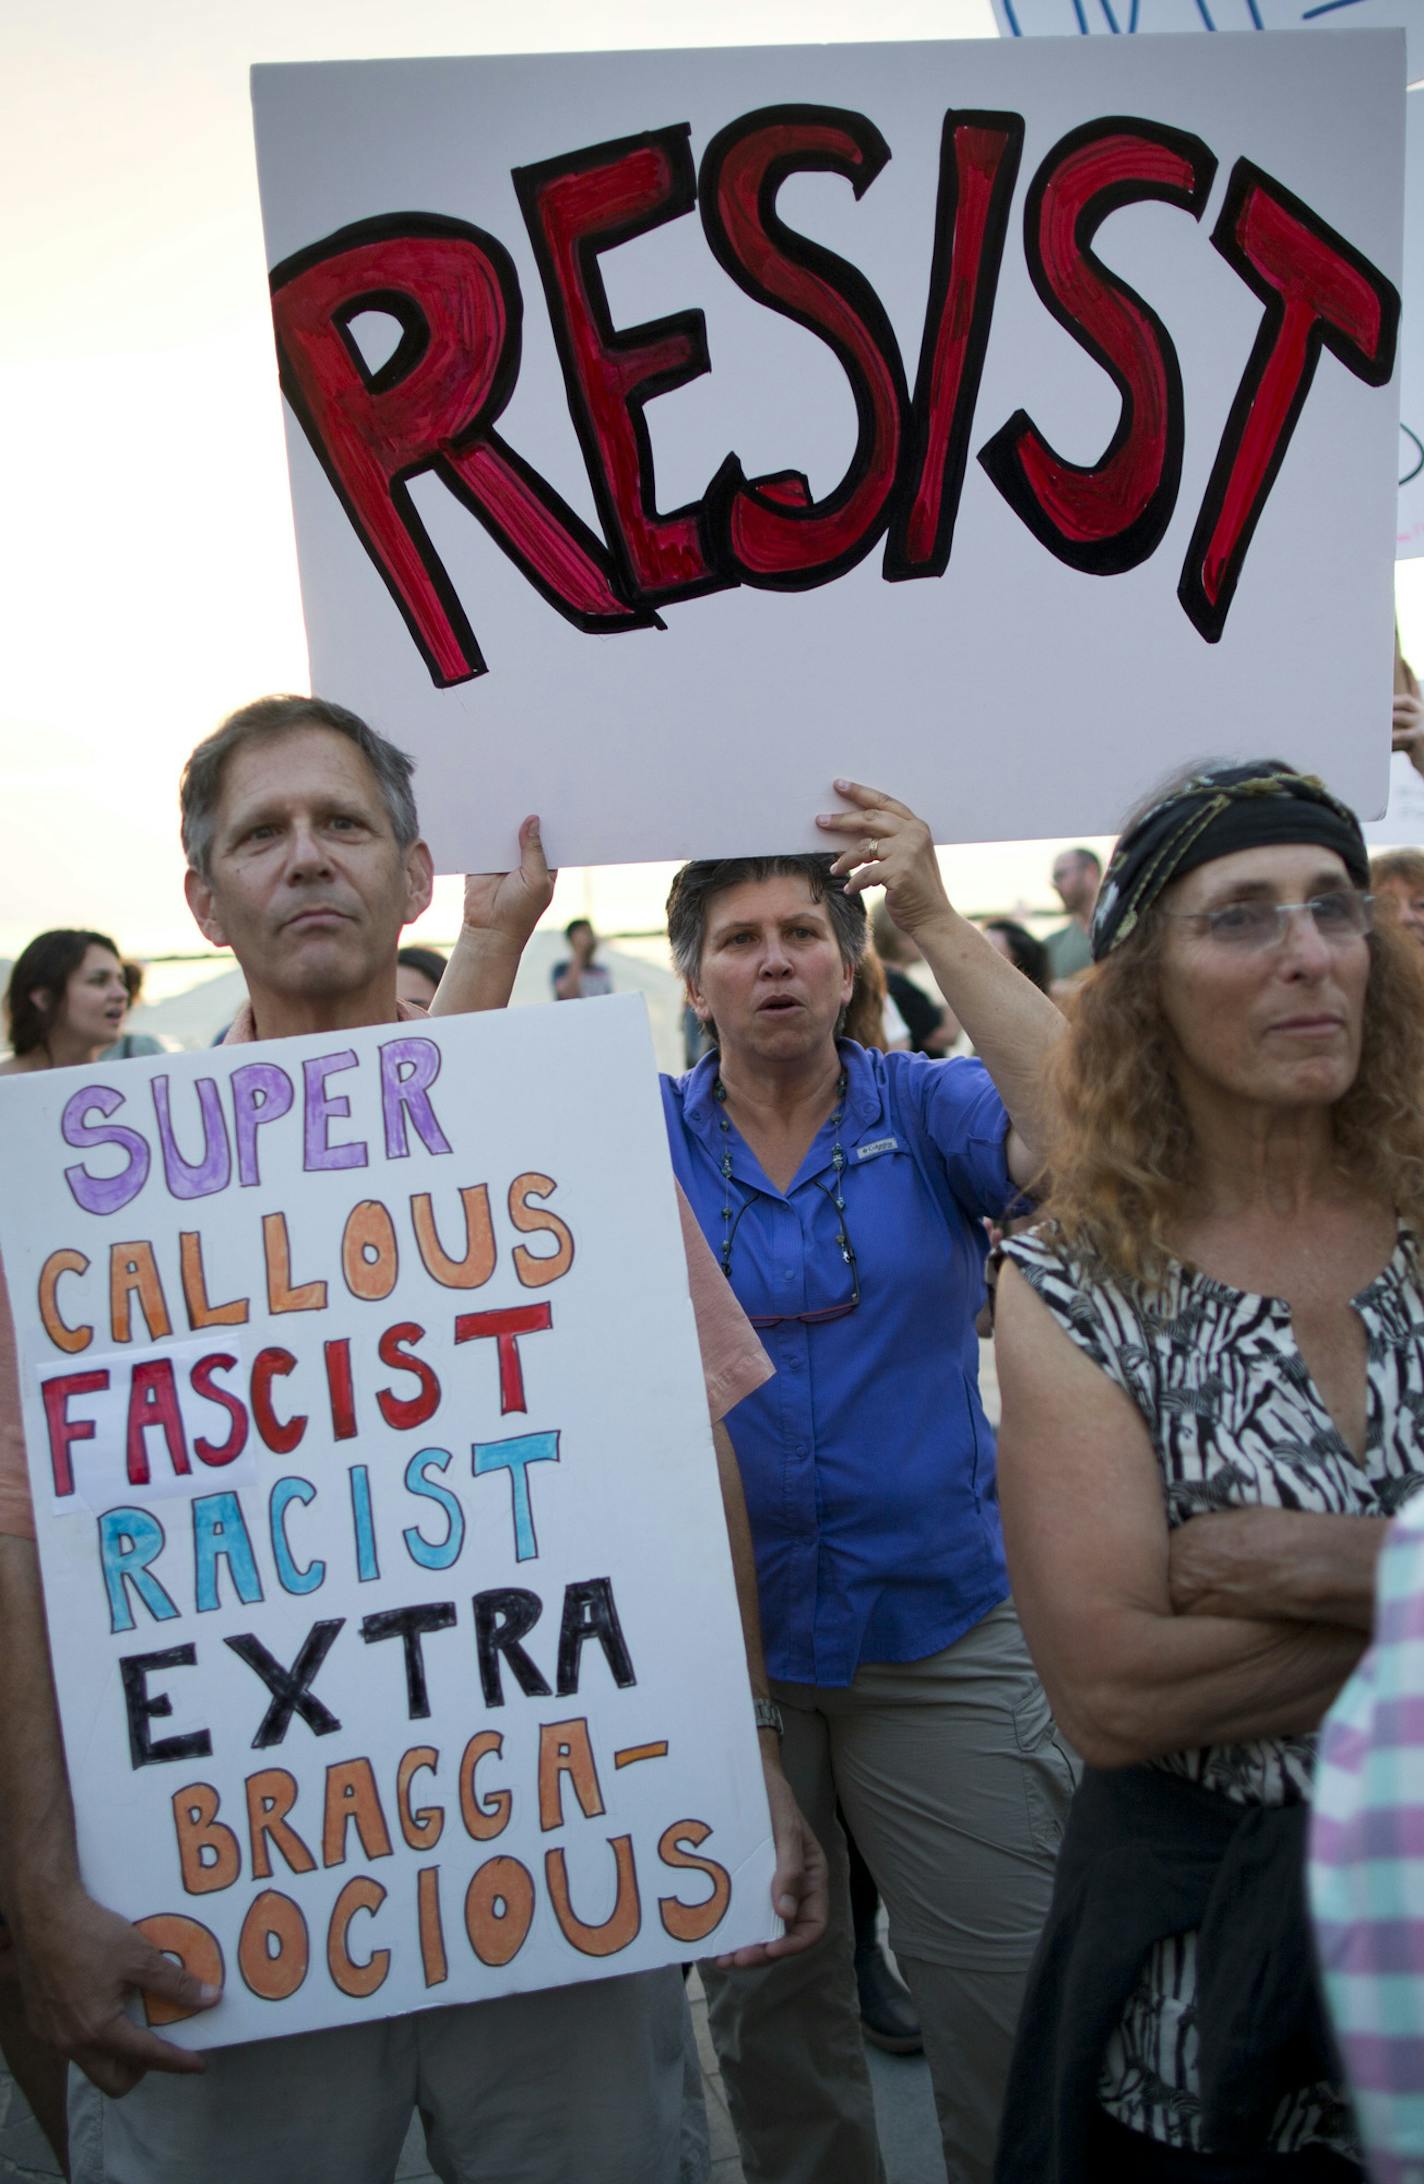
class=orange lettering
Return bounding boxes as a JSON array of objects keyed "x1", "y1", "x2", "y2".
[
  {"x1": 326, "y1": 1875, "x2": 390, "y2": 1997},
  {"x1": 464, "y1": 1856, "x2": 534, "y2": 1966},
  {"x1": 545, "y1": 1836, "x2": 641, "y2": 1957},
  {"x1": 171, "y1": 1782, "x2": 240, "y2": 1896},
  {"x1": 110, "y1": 1242, "x2": 172, "y2": 1344},
  {"x1": 412, "y1": 1186, "x2": 496, "y2": 1289},
  {"x1": 262, "y1": 1212, "x2": 328, "y2": 1314},
  {"x1": 508, "y1": 1173, "x2": 574, "y2": 1289},
  {"x1": 322, "y1": 1757, "x2": 394, "y2": 1868},
  {"x1": 657, "y1": 1820, "x2": 732, "y2": 1944},
  {"x1": 38, "y1": 1249, "x2": 91, "y2": 1355},
  {"x1": 180, "y1": 1230, "x2": 249, "y2": 1330}
]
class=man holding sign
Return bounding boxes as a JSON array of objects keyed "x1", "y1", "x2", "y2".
[{"x1": 0, "y1": 694, "x2": 824, "y2": 2184}]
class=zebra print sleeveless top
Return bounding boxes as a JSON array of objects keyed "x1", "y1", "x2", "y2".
[{"x1": 1004, "y1": 1223, "x2": 1424, "y2": 2156}]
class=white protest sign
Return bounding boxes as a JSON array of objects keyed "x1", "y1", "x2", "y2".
[
  {"x1": 1401, "y1": 88, "x2": 1423, "y2": 557},
  {"x1": 0, "y1": 998, "x2": 776, "y2": 2049},
  {"x1": 989, "y1": 5, "x2": 1423, "y2": 560},
  {"x1": 251, "y1": 35, "x2": 1404, "y2": 866},
  {"x1": 1364, "y1": 748, "x2": 1424, "y2": 842},
  {"x1": 988, "y1": 2, "x2": 1421, "y2": 80}
]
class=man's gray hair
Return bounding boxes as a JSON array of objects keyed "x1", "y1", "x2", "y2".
[{"x1": 180, "y1": 695, "x2": 420, "y2": 877}]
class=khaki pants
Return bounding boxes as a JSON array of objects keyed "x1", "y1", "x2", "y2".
[
  {"x1": 703, "y1": 1601, "x2": 1076, "y2": 2184},
  {"x1": 69, "y1": 1965, "x2": 686, "y2": 2184}
]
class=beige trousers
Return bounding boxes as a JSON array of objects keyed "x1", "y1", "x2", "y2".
[
  {"x1": 702, "y1": 1601, "x2": 1076, "y2": 2184},
  {"x1": 69, "y1": 1964, "x2": 686, "y2": 2184}
]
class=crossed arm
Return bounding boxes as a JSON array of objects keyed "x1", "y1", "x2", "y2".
[{"x1": 993, "y1": 1264, "x2": 1374, "y2": 1770}]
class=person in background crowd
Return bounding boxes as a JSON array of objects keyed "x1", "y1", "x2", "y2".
[
  {"x1": 0, "y1": 928, "x2": 155, "y2": 2165},
  {"x1": 1043, "y1": 849, "x2": 1101, "y2": 995},
  {"x1": 1389, "y1": 626, "x2": 1422, "y2": 778},
  {"x1": 1369, "y1": 850, "x2": 1424, "y2": 948},
  {"x1": 552, "y1": 915, "x2": 613, "y2": 999},
  {"x1": 844, "y1": 943, "x2": 910, "y2": 1050},
  {"x1": 657, "y1": 781, "x2": 1075, "y2": 2184},
  {"x1": 394, "y1": 941, "x2": 447, "y2": 1009},
  {"x1": 0, "y1": 695, "x2": 825, "y2": 2184},
  {"x1": 1311, "y1": 1491, "x2": 1424, "y2": 2184},
  {"x1": 981, "y1": 919, "x2": 1052, "y2": 997},
  {"x1": 1, "y1": 930, "x2": 130, "y2": 1076},
  {"x1": 871, "y1": 900, "x2": 957, "y2": 1054},
  {"x1": 100, "y1": 960, "x2": 165, "y2": 1060},
  {"x1": 993, "y1": 759, "x2": 1424, "y2": 2182}
]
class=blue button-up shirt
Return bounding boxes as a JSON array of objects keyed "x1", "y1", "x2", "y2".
[{"x1": 662, "y1": 1041, "x2": 1014, "y2": 1687}]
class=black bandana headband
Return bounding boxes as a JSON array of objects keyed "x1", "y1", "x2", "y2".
[{"x1": 1090, "y1": 760, "x2": 1370, "y2": 962}]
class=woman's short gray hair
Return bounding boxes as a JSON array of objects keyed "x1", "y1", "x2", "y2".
[
  {"x1": 666, "y1": 855, "x2": 868, "y2": 984},
  {"x1": 180, "y1": 694, "x2": 420, "y2": 877}
]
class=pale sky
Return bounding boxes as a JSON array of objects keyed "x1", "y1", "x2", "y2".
[{"x1": 3, "y1": 0, "x2": 1420, "y2": 964}]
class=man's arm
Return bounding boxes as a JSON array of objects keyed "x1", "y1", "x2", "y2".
[
  {"x1": 709, "y1": 1422, "x2": 828, "y2": 1967},
  {"x1": 428, "y1": 815, "x2": 554, "y2": 1017},
  {"x1": 0, "y1": 1535, "x2": 217, "y2": 2092}
]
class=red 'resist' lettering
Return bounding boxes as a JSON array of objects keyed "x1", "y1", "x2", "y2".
[
  {"x1": 269, "y1": 217, "x2": 657, "y2": 687},
  {"x1": 698, "y1": 106, "x2": 909, "y2": 589},
  {"x1": 1179, "y1": 159, "x2": 1401, "y2": 643},
  {"x1": 515, "y1": 127, "x2": 722, "y2": 606},
  {"x1": 978, "y1": 118, "x2": 1216, "y2": 577}
]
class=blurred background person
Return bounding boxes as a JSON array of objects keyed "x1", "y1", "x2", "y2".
[
  {"x1": 1369, "y1": 851, "x2": 1424, "y2": 949},
  {"x1": 982, "y1": 918, "x2": 1052, "y2": 997},
  {"x1": 1, "y1": 929, "x2": 131, "y2": 1075},
  {"x1": 100, "y1": 959, "x2": 165, "y2": 1059},
  {"x1": 1044, "y1": 848, "x2": 1101, "y2": 996},
  {"x1": 395, "y1": 941, "x2": 447, "y2": 1010},
  {"x1": 553, "y1": 915, "x2": 613, "y2": 998},
  {"x1": 993, "y1": 760, "x2": 1423, "y2": 2181},
  {"x1": 844, "y1": 943, "x2": 911, "y2": 1050},
  {"x1": 1390, "y1": 625, "x2": 1423, "y2": 777},
  {"x1": 871, "y1": 900, "x2": 957, "y2": 1053}
]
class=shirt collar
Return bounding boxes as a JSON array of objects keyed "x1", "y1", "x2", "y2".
[{"x1": 681, "y1": 1038, "x2": 885, "y2": 1139}]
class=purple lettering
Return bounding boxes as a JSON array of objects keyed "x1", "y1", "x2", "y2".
[
  {"x1": 61, "y1": 1087, "x2": 150, "y2": 1216},
  {"x1": 379, "y1": 1038, "x2": 453, "y2": 1162},
  {"x1": 302, "y1": 1051, "x2": 368, "y2": 1173},
  {"x1": 151, "y1": 1076, "x2": 233, "y2": 1201},
  {"x1": 231, "y1": 1063, "x2": 296, "y2": 1188}
]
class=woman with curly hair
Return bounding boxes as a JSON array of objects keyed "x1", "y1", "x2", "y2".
[{"x1": 992, "y1": 760, "x2": 1424, "y2": 2183}]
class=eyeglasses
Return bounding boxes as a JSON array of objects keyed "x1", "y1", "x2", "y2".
[{"x1": 1162, "y1": 890, "x2": 1374, "y2": 951}]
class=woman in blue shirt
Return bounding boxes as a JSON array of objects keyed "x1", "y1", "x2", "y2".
[{"x1": 665, "y1": 780, "x2": 1076, "y2": 2184}]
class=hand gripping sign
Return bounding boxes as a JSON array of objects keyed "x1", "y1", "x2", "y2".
[
  {"x1": 0, "y1": 999, "x2": 778, "y2": 2047},
  {"x1": 251, "y1": 35, "x2": 1405, "y2": 867}
]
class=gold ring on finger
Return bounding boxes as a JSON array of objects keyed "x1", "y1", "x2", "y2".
[{"x1": 866, "y1": 838, "x2": 880, "y2": 859}]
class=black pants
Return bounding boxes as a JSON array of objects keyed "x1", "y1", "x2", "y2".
[{"x1": 1087, "y1": 2110, "x2": 1364, "y2": 2182}]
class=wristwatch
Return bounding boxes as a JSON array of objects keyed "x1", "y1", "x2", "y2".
[{"x1": 753, "y1": 1697, "x2": 784, "y2": 1736}]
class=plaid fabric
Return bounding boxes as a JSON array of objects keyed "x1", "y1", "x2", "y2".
[{"x1": 1311, "y1": 1494, "x2": 1424, "y2": 2184}]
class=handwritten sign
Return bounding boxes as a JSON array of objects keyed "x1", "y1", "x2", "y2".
[
  {"x1": 0, "y1": 999, "x2": 776, "y2": 2048},
  {"x1": 251, "y1": 35, "x2": 1404, "y2": 863},
  {"x1": 990, "y1": 7, "x2": 1421, "y2": 561}
]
